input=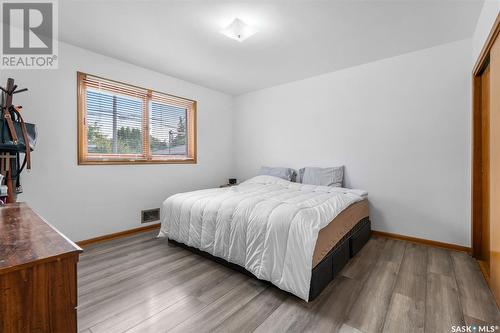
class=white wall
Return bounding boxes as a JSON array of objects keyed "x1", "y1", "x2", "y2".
[
  {"x1": 234, "y1": 39, "x2": 472, "y2": 246},
  {"x1": 1, "y1": 42, "x2": 234, "y2": 241},
  {"x1": 473, "y1": 0, "x2": 500, "y2": 63},
  {"x1": 0, "y1": 20, "x2": 483, "y2": 246}
]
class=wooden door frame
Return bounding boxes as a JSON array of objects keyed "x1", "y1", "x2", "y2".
[{"x1": 471, "y1": 13, "x2": 500, "y2": 258}]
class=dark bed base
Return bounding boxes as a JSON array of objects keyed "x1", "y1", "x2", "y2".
[{"x1": 167, "y1": 217, "x2": 371, "y2": 301}]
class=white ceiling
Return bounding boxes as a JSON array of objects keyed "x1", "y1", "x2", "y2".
[{"x1": 60, "y1": 0, "x2": 483, "y2": 95}]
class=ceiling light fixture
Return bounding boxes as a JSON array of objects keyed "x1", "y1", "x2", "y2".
[{"x1": 220, "y1": 18, "x2": 257, "y2": 42}]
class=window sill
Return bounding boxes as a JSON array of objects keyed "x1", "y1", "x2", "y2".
[{"x1": 78, "y1": 158, "x2": 197, "y2": 165}]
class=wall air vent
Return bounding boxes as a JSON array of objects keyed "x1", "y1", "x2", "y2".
[{"x1": 141, "y1": 208, "x2": 160, "y2": 224}]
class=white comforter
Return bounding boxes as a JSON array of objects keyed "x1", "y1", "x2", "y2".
[{"x1": 159, "y1": 175, "x2": 367, "y2": 301}]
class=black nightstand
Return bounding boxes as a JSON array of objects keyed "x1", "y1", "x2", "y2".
[{"x1": 219, "y1": 183, "x2": 239, "y2": 188}]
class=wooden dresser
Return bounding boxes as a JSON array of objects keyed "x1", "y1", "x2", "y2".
[{"x1": 0, "y1": 203, "x2": 82, "y2": 332}]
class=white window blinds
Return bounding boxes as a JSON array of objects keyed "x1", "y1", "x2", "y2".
[{"x1": 78, "y1": 73, "x2": 197, "y2": 164}]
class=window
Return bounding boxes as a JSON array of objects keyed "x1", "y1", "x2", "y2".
[{"x1": 77, "y1": 72, "x2": 196, "y2": 164}]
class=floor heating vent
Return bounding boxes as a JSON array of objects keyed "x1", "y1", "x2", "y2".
[{"x1": 141, "y1": 208, "x2": 160, "y2": 223}]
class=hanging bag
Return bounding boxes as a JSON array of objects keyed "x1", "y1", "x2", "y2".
[{"x1": 0, "y1": 106, "x2": 37, "y2": 166}]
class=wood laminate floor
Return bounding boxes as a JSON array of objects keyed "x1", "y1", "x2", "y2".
[{"x1": 77, "y1": 230, "x2": 500, "y2": 333}]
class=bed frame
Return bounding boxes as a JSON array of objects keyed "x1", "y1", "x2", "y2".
[{"x1": 168, "y1": 217, "x2": 371, "y2": 301}]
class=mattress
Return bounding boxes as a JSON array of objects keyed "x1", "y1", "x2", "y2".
[{"x1": 312, "y1": 199, "x2": 369, "y2": 268}]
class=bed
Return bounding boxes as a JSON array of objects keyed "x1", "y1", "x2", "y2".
[{"x1": 159, "y1": 175, "x2": 370, "y2": 301}]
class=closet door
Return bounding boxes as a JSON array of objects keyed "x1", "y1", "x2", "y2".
[{"x1": 489, "y1": 35, "x2": 500, "y2": 305}]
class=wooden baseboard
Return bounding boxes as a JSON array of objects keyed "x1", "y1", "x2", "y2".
[
  {"x1": 77, "y1": 223, "x2": 160, "y2": 247},
  {"x1": 478, "y1": 260, "x2": 491, "y2": 286},
  {"x1": 372, "y1": 230, "x2": 471, "y2": 253},
  {"x1": 77, "y1": 224, "x2": 469, "y2": 253}
]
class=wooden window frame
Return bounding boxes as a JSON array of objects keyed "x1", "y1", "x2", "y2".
[{"x1": 77, "y1": 72, "x2": 197, "y2": 165}]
